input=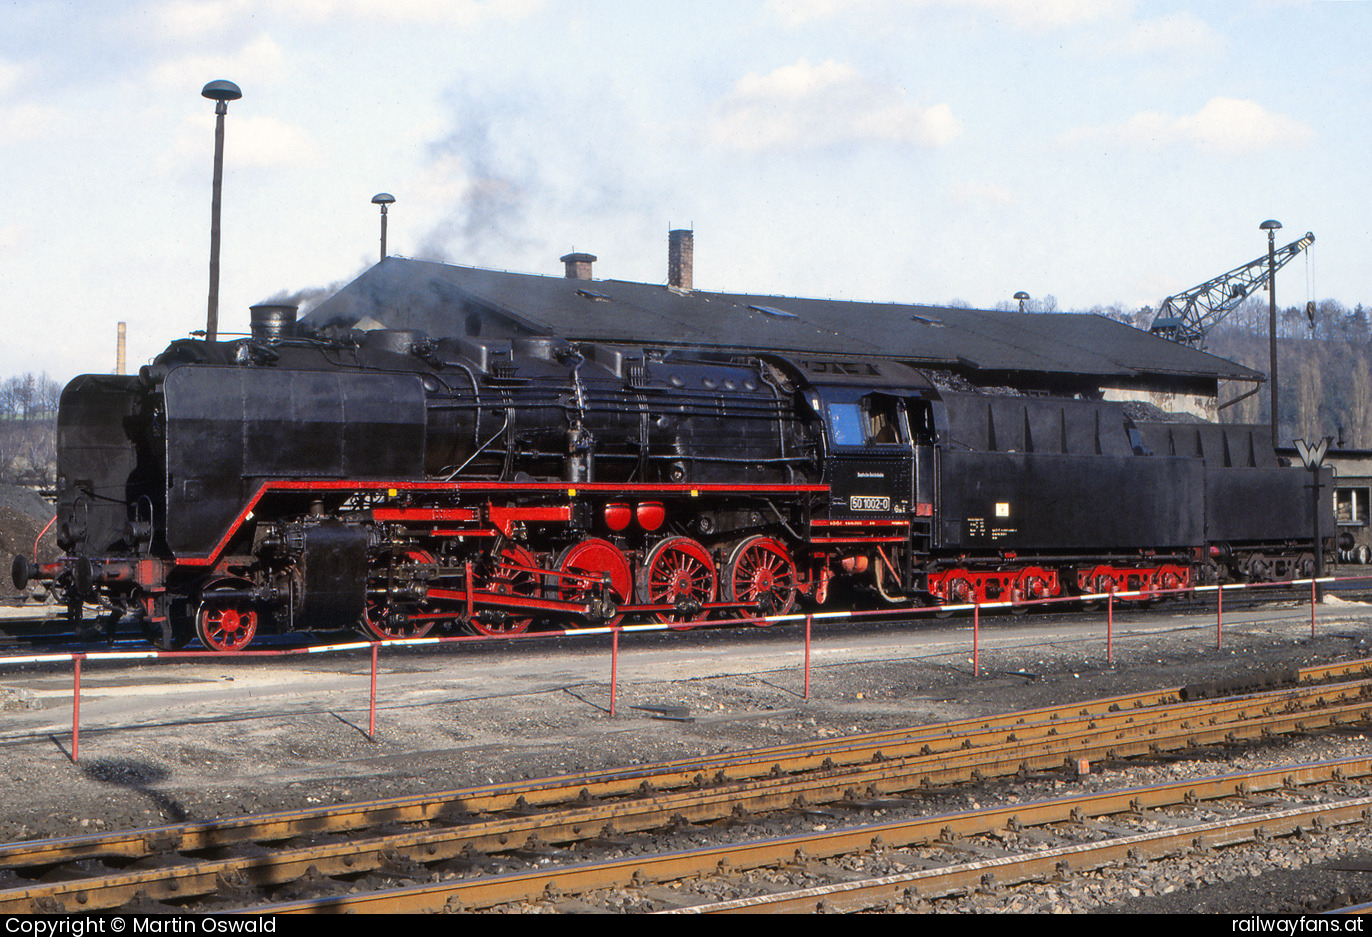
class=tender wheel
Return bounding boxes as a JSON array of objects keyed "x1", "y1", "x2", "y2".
[
  {"x1": 469, "y1": 544, "x2": 540, "y2": 637},
  {"x1": 1009, "y1": 569, "x2": 1050, "y2": 616},
  {"x1": 1077, "y1": 566, "x2": 1115, "y2": 610},
  {"x1": 639, "y1": 536, "x2": 717, "y2": 625},
  {"x1": 363, "y1": 549, "x2": 439, "y2": 640},
  {"x1": 723, "y1": 536, "x2": 796, "y2": 621},
  {"x1": 1244, "y1": 552, "x2": 1274, "y2": 582},
  {"x1": 557, "y1": 538, "x2": 632, "y2": 625},
  {"x1": 934, "y1": 574, "x2": 975, "y2": 618},
  {"x1": 196, "y1": 599, "x2": 257, "y2": 652},
  {"x1": 1294, "y1": 552, "x2": 1316, "y2": 580}
]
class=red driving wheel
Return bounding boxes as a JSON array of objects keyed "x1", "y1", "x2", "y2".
[{"x1": 638, "y1": 536, "x2": 717, "y2": 625}]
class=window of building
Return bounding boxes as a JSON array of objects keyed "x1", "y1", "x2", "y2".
[{"x1": 1336, "y1": 487, "x2": 1369, "y2": 526}]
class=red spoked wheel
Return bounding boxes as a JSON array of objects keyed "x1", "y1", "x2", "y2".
[
  {"x1": 468, "y1": 544, "x2": 541, "y2": 637},
  {"x1": 723, "y1": 536, "x2": 796, "y2": 622},
  {"x1": 195, "y1": 588, "x2": 258, "y2": 653},
  {"x1": 638, "y1": 536, "x2": 717, "y2": 625},
  {"x1": 363, "y1": 549, "x2": 440, "y2": 641},
  {"x1": 556, "y1": 538, "x2": 632, "y2": 626}
]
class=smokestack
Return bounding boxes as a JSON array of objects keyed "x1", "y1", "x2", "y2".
[
  {"x1": 560, "y1": 251, "x2": 596, "y2": 280},
  {"x1": 116, "y1": 322, "x2": 126, "y2": 376},
  {"x1": 249, "y1": 303, "x2": 299, "y2": 341},
  {"x1": 668, "y1": 229, "x2": 693, "y2": 292}
]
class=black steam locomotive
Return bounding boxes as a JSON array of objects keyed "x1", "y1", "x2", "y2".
[{"x1": 16, "y1": 304, "x2": 1332, "y2": 651}]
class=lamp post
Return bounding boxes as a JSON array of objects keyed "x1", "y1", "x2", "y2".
[
  {"x1": 372, "y1": 193, "x2": 395, "y2": 262},
  {"x1": 1261, "y1": 219, "x2": 1282, "y2": 443},
  {"x1": 202, "y1": 80, "x2": 242, "y2": 344}
]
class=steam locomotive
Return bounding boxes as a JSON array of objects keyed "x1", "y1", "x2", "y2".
[{"x1": 15, "y1": 304, "x2": 1332, "y2": 651}]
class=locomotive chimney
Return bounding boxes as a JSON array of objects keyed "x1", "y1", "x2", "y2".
[
  {"x1": 668, "y1": 228, "x2": 693, "y2": 292},
  {"x1": 560, "y1": 251, "x2": 597, "y2": 280},
  {"x1": 249, "y1": 303, "x2": 298, "y2": 341}
]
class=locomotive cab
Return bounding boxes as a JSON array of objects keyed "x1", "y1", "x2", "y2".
[
  {"x1": 796, "y1": 359, "x2": 938, "y2": 601},
  {"x1": 818, "y1": 390, "x2": 913, "y2": 520}
]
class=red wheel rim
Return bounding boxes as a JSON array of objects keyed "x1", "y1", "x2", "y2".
[
  {"x1": 469, "y1": 544, "x2": 539, "y2": 636},
  {"x1": 197, "y1": 603, "x2": 257, "y2": 652},
  {"x1": 724, "y1": 536, "x2": 796, "y2": 621},
  {"x1": 558, "y1": 538, "x2": 632, "y2": 625},
  {"x1": 639, "y1": 536, "x2": 716, "y2": 624},
  {"x1": 363, "y1": 549, "x2": 438, "y2": 640}
]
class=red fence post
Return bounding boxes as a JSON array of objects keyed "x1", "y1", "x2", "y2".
[
  {"x1": 368, "y1": 643, "x2": 379, "y2": 740},
  {"x1": 71, "y1": 654, "x2": 82, "y2": 763},
  {"x1": 1107, "y1": 591, "x2": 1114, "y2": 664},
  {"x1": 973, "y1": 602, "x2": 980, "y2": 677}
]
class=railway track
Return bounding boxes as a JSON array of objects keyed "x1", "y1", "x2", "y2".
[
  {"x1": 282, "y1": 757, "x2": 1372, "y2": 913},
  {"x1": 1, "y1": 660, "x2": 1370, "y2": 913}
]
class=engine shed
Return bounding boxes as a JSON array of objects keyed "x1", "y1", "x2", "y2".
[{"x1": 303, "y1": 247, "x2": 1263, "y2": 408}]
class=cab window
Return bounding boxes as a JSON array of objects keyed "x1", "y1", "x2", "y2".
[
  {"x1": 827, "y1": 402, "x2": 865, "y2": 446},
  {"x1": 826, "y1": 396, "x2": 903, "y2": 447}
]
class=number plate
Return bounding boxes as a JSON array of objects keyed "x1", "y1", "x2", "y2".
[{"x1": 849, "y1": 495, "x2": 891, "y2": 512}]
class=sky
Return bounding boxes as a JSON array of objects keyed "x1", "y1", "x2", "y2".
[{"x1": 2, "y1": 0, "x2": 1369, "y2": 383}]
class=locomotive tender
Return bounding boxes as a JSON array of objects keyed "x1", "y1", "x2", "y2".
[{"x1": 19, "y1": 304, "x2": 1331, "y2": 651}]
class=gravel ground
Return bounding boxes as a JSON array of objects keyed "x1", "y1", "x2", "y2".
[{"x1": 2, "y1": 594, "x2": 1372, "y2": 913}]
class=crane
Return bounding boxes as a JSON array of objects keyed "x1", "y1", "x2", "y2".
[{"x1": 1149, "y1": 231, "x2": 1315, "y2": 348}]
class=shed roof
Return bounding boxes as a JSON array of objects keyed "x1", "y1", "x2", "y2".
[{"x1": 304, "y1": 257, "x2": 1263, "y2": 392}]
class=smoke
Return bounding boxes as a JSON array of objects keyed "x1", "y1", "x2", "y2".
[
  {"x1": 415, "y1": 87, "x2": 540, "y2": 265},
  {"x1": 413, "y1": 80, "x2": 659, "y2": 271},
  {"x1": 258, "y1": 277, "x2": 356, "y2": 317}
]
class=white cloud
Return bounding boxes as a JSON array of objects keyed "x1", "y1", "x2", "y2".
[
  {"x1": 154, "y1": 0, "x2": 250, "y2": 42},
  {"x1": 0, "y1": 102, "x2": 64, "y2": 144},
  {"x1": 163, "y1": 111, "x2": 322, "y2": 174},
  {"x1": 0, "y1": 60, "x2": 22, "y2": 96},
  {"x1": 1060, "y1": 97, "x2": 1314, "y2": 156},
  {"x1": 230, "y1": 114, "x2": 325, "y2": 168},
  {"x1": 986, "y1": 0, "x2": 1126, "y2": 31},
  {"x1": 768, "y1": 0, "x2": 1126, "y2": 31},
  {"x1": 147, "y1": 33, "x2": 287, "y2": 92},
  {"x1": 154, "y1": 0, "x2": 545, "y2": 31},
  {"x1": 709, "y1": 59, "x2": 961, "y2": 153},
  {"x1": 948, "y1": 179, "x2": 1015, "y2": 207},
  {"x1": 1106, "y1": 11, "x2": 1223, "y2": 57},
  {"x1": 295, "y1": 0, "x2": 544, "y2": 23}
]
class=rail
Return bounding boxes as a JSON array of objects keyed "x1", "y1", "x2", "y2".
[{"x1": 0, "y1": 571, "x2": 1363, "y2": 763}]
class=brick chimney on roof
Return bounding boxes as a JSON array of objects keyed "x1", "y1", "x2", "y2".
[
  {"x1": 560, "y1": 251, "x2": 596, "y2": 280},
  {"x1": 668, "y1": 229, "x2": 693, "y2": 292}
]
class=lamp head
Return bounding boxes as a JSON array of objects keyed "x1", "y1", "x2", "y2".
[{"x1": 201, "y1": 80, "x2": 242, "y2": 103}]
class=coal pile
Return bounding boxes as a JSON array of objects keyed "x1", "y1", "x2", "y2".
[{"x1": 0, "y1": 485, "x2": 56, "y2": 601}]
